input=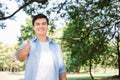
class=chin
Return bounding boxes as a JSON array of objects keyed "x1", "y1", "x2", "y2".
[{"x1": 38, "y1": 33, "x2": 46, "y2": 35}]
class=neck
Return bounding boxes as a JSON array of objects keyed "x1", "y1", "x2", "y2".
[{"x1": 36, "y1": 35, "x2": 47, "y2": 42}]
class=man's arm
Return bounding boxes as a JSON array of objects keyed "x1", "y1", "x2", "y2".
[
  {"x1": 17, "y1": 39, "x2": 30, "y2": 61},
  {"x1": 59, "y1": 72, "x2": 67, "y2": 80}
]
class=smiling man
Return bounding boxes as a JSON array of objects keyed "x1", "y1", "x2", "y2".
[{"x1": 15, "y1": 14, "x2": 67, "y2": 80}]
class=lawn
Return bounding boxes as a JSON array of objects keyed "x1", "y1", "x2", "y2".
[
  {"x1": 66, "y1": 68, "x2": 118, "y2": 80},
  {"x1": 67, "y1": 73, "x2": 115, "y2": 80},
  {"x1": 19, "y1": 76, "x2": 112, "y2": 80},
  {"x1": 18, "y1": 75, "x2": 114, "y2": 80},
  {"x1": 0, "y1": 68, "x2": 118, "y2": 80},
  {"x1": 18, "y1": 72, "x2": 117, "y2": 80}
]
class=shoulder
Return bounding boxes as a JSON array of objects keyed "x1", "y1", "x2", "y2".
[
  {"x1": 50, "y1": 40, "x2": 61, "y2": 49},
  {"x1": 20, "y1": 37, "x2": 36, "y2": 47}
]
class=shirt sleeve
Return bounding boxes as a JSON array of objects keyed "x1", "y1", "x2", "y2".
[
  {"x1": 57, "y1": 44, "x2": 66, "y2": 74},
  {"x1": 14, "y1": 41, "x2": 27, "y2": 62}
]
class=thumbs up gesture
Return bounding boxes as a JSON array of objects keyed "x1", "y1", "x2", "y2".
[
  {"x1": 23, "y1": 38, "x2": 31, "y2": 54},
  {"x1": 18, "y1": 38, "x2": 31, "y2": 61},
  {"x1": 26, "y1": 38, "x2": 30, "y2": 49},
  {"x1": 20, "y1": 38, "x2": 31, "y2": 56}
]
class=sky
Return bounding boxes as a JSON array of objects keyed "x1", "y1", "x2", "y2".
[
  {"x1": 0, "y1": 0, "x2": 66, "y2": 45},
  {"x1": 0, "y1": 0, "x2": 29, "y2": 45}
]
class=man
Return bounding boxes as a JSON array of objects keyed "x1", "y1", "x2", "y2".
[{"x1": 15, "y1": 14, "x2": 67, "y2": 80}]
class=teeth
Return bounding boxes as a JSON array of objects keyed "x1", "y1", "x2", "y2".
[
  {"x1": 38, "y1": 29, "x2": 44, "y2": 34},
  {"x1": 39, "y1": 29, "x2": 44, "y2": 31}
]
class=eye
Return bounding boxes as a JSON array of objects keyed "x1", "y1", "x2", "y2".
[
  {"x1": 42, "y1": 22, "x2": 47, "y2": 25},
  {"x1": 35, "y1": 23, "x2": 40, "y2": 26}
]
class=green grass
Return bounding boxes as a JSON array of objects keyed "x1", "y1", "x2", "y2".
[
  {"x1": 67, "y1": 75, "x2": 111, "y2": 80},
  {"x1": 68, "y1": 77, "x2": 91, "y2": 80},
  {"x1": 10, "y1": 68, "x2": 118, "y2": 80},
  {"x1": 18, "y1": 74, "x2": 113, "y2": 80},
  {"x1": 18, "y1": 75, "x2": 111, "y2": 80}
]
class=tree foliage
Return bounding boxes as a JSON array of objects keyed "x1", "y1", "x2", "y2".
[
  {"x1": 0, "y1": 0, "x2": 67, "y2": 29},
  {"x1": 62, "y1": 0, "x2": 119, "y2": 78},
  {"x1": 0, "y1": 0, "x2": 119, "y2": 78},
  {"x1": 0, "y1": 42, "x2": 24, "y2": 72},
  {"x1": 18, "y1": 18, "x2": 34, "y2": 44},
  {"x1": 62, "y1": 21, "x2": 108, "y2": 72}
]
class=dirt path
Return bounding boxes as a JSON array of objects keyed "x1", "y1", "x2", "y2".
[
  {"x1": 0, "y1": 71, "x2": 118, "y2": 80},
  {"x1": 0, "y1": 72, "x2": 24, "y2": 80}
]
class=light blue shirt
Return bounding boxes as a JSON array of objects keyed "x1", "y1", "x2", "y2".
[{"x1": 15, "y1": 36, "x2": 66, "y2": 80}]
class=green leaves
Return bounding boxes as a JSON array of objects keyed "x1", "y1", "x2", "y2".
[
  {"x1": 0, "y1": 43, "x2": 24, "y2": 72},
  {"x1": 18, "y1": 18, "x2": 34, "y2": 44},
  {"x1": 62, "y1": 0, "x2": 119, "y2": 73}
]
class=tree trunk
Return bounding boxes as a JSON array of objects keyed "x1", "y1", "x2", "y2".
[
  {"x1": 75, "y1": 66, "x2": 80, "y2": 73},
  {"x1": 89, "y1": 59, "x2": 94, "y2": 80},
  {"x1": 117, "y1": 35, "x2": 120, "y2": 77}
]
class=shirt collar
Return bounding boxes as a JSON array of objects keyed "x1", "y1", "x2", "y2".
[{"x1": 32, "y1": 36, "x2": 53, "y2": 43}]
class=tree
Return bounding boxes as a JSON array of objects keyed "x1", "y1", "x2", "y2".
[
  {"x1": 18, "y1": 18, "x2": 34, "y2": 44},
  {"x1": 0, "y1": 0, "x2": 48, "y2": 29},
  {"x1": 62, "y1": 20, "x2": 109, "y2": 79},
  {"x1": 0, "y1": 42, "x2": 24, "y2": 72},
  {"x1": 0, "y1": 0, "x2": 67, "y2": 29},
  {"x1": 0, "y1": 0, "x2": 119, "y2": 77},
  {"x1": 0, "y1": 0, "x2": 48, "y2": 20},
  {"x1": 62, "y1": 0, "x2": 119, "y2": 79}
]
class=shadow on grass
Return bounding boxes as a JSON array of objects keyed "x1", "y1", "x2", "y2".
[
  {"x1": 10, "y1": 72, "x2": 117, "y2": 80},
  {"x1": 67, "y1": 75, "x2": 120, "y2": 80},
  {"x1": 18, "y1": 76, "x2": 110, "y2": 80},
  {"x1": 67, "y1": 76, "x2": 109, "y2": 80}
]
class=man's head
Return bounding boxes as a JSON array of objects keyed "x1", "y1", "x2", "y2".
[
  {"x1": 32, "y1": 14, "x2": 49, "y2": 36},
  {"x1": 32, "y1": 14, "x2": 49, "y2": 26}
]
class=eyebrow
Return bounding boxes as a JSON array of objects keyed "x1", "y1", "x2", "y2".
[{"x1": 35, "y1": 21, "x2": 47, "y2": 24}]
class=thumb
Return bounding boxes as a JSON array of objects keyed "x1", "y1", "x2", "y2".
[{"x1": 27, "y1": 38, "x2": 30, "y2": 46}]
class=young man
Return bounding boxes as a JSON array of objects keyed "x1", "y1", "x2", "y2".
[{"x1": 15, "y1": 14, "x2": 67, "y2": 80}]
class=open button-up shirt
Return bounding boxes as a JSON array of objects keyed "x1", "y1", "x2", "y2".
[{"x1": 15, "y1": 37, "x2": 66, "y2": 80}]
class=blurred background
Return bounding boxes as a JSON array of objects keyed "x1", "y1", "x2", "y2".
[{"x1": 0, "y1": 0, "x2": 119, "y2": 80}]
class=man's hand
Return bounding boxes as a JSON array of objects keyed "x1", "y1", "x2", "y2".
[
  {"x1": 22, "y1": 38, "x2": 30, "y2": 55},
  {"x1": 18, "y1": 38, "x2": 30, "y2": 61},
  {"x1": 59, "y1": 73, "x2": 67, "y2": 80}
]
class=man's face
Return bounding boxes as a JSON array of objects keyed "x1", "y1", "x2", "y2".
[{"x1": 33, "y1": 18, "x2": 48, "y2": 36}]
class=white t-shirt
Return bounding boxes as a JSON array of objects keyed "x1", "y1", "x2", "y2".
[{"x1": 36, "y1": 41, "x2": 55, "y2": 80}]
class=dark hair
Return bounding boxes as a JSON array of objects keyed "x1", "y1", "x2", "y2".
[{"x1": 32, "y1": 14, "x2": 49, "y2": 26}]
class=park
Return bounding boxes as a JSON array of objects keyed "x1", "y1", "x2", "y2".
[
  {"x1": 0, "y1": 69, "x2": 118, "y2": 80},
  {"x1": 0, "y1": 0, "x2": 120, "y2": 80}
]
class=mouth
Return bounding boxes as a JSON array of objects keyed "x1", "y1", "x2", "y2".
[
  {"x1": 38, "y1": 28, "x2": 44, "y2": 32},
  {"x1": 37, "y1": 28, "x2": 45, "y2": 34}
]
